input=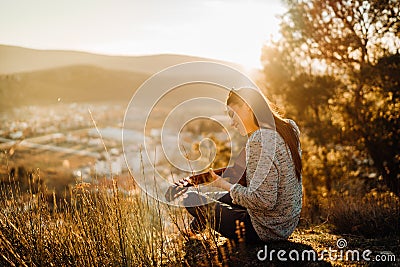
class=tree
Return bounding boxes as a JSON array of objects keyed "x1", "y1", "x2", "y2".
[{"x1": 263, "y1": 0, "x2": 400, "y2": 195}]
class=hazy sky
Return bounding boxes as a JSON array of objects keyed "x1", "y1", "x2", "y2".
[{"x1": 0, "y1": 0, "x2": 285, "y2": 69}]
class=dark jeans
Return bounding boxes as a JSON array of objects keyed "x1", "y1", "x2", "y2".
[{"x1": 184, "y1": 191, "x2": 262, "y2": 244}]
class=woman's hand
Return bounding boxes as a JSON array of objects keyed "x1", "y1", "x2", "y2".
[{"x1": 209, "y1": 168, "x2": 233, "y2": 191}]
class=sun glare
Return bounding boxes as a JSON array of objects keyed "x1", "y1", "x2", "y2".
[{"x1": 0, "y1": 0, "x2": 284, "y2": 71}]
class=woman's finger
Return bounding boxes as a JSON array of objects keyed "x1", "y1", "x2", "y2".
[{"x1": 209, "y1": 168, "x2": 220, "y2": 181}]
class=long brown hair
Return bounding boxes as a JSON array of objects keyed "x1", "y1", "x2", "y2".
[{"x1": 226, "y1": 88, "x2": 302, "y2": 181}]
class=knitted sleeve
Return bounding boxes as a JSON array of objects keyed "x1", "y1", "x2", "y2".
[{"x1": 230, "y1": 129, "x2": 279, "y2": 211}]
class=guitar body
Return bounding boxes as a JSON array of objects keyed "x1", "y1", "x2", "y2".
[{"x1": 165, "y1": 148, "x2": 247, "y2": 202}]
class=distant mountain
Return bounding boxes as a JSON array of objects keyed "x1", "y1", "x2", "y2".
[
  {"x1": 0, "y1": 45, "x2": 232, "y2": 75},
  {"x1": 0, "y1": 45, "x2": 248, "y2": 111}
]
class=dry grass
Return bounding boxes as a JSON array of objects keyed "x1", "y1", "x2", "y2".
[
  {"x1": 0, "y1": 174, "x2": 173, "y2": 266},
  {"x1": 1, "y1": 172, "x2": 399, "y2": 266},
  {"x1": 0, "y1": 174, "x2": 244, "y2": 266},
  {"x1": 325, "y1": 191, "x2": 400, "y2": 238}
]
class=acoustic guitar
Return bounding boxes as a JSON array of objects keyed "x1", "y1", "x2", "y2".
[{"x1": 165, "y1": 148, "x2": 247, "y2": 202}]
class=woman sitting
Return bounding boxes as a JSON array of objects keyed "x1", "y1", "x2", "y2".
[{"x1": 184, "y1": 88, "x2": 303, "y2": 243}]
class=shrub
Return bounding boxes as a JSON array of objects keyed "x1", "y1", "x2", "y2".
[{"x1": 326, "y1": 190, "x2": 399, "y2": 237}]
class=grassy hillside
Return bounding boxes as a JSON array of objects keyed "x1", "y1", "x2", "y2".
[{"x1": 0, "y1": 65, "x2": 149, "y2": 110}]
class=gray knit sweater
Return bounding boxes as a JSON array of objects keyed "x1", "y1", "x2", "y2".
[{"x1": 230, "y1": 120, "x2": 302, "y2": 241}]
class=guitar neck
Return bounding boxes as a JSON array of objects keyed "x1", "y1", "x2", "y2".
[{"x1": 188, "y1": 168, "x2": 226, "y2": 185}]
